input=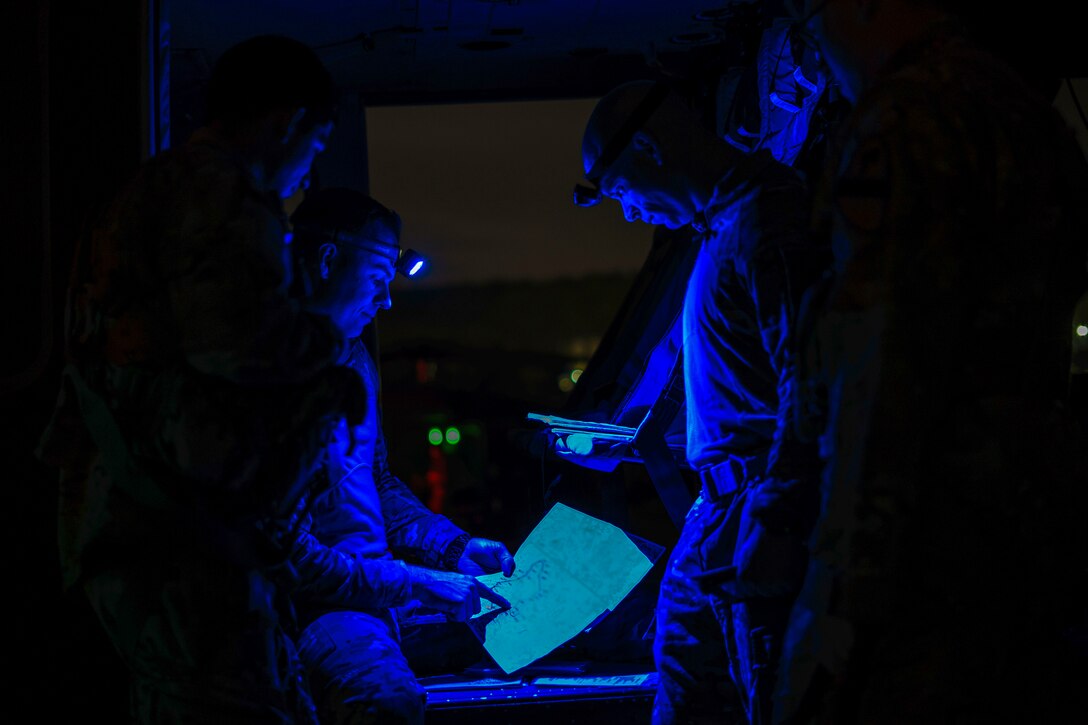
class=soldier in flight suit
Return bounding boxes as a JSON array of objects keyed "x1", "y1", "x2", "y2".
[{"x1": 283, "y1": 187, "x2": 515, "y2": 725}]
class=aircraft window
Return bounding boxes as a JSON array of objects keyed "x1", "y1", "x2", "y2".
[
  {"x1": 364, "y1": 99, "x2": 654, "y2": 534},
  {"x1": 366, "y1": 98, "x2": 652, "y2": 402}
]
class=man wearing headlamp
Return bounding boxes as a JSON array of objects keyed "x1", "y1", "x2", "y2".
[
  {"x1": 280, "y1": 187, "x2": 515, "y2": 725},
  {"x1": 577, "y1": 81, "x2": 828, "y2": 725}
]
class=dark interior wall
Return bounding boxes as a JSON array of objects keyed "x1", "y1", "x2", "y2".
[{"x1": 5, "y1": 1, "x2": 144, "y2": 718}]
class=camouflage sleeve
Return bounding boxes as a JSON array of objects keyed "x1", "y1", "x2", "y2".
[
  {"x1": 744, "y1": 183, "x2": 829, "y2": 535},
  {"x1": 797, "y1": 85, "x2": 949, "y2": 585},
  {"x1": 153, "y1": 158, "x2": 347, "y2": 384},
  {"x1": 374, "y1": 424, "x2": 468, "y2": 569},
  {"x1": 287, "y1": 525, "x2": 414, "y2": 610}
]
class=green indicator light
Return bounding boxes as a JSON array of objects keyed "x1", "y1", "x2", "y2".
[
  {"x1": 427, "y1": 427, "x2": 443, "y2": 446},
  {"x1": 445, "y1": 426, "x2": 461, "y2": 445}
]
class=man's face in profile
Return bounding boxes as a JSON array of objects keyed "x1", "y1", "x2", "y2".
[
  {"x1": 274, "y1": 118, "x2": 335, "y2": 199},
  {"x1": 313, "y1": 227, "x2": 398, "y2": 339},
  {"x1": 593, "y1": 143, "x2": 691, "y2": 230}
]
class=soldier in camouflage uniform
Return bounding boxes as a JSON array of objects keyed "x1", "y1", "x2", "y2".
[
  {"x1": 773, "y1": 2, "x2": 1088, "y2": 722},
  {"x1": 36, "y1": 36, "x2": 367, "y2": 724},
  {"x1": 280, "y1": 187, "x2": 514, "y2": 725}
]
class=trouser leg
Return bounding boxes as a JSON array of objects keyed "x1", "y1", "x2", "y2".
[
  {"x1": 724, "y1": 597, "x2": 794, "y2": 725},
  {"x1": 85, "y1": 564, "x2": 317, "y2": 725},
  {"x1": 297, "y1": 610, "x2": 425, "y2": 725},
  {"x1": 652, "y1": 493, "x2": 744, "y2": 725}
]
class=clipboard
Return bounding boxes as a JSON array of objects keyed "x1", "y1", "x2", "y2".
[{"x1": 527, "y1": 348, "x2": 693, "y2": 530}]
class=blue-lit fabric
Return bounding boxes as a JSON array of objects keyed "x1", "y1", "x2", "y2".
[
  {"x1": 655, "y1": 147, "x2": 825, "y2": 725},
  {"x1": 308, "y1": 341, "x2": 388, "y2": 559},
  {"x1": 287, "y1": 529, "x2": 414, "y2": 612},
  {"x1": 752, "y1": 21, "x2": 826, "y2": 167},
  {"x1": 682, "y1": 148, "x2": 813, "y2": 473},
  {"x1": 289, "y1": 338, "x2": 468, "y2": 623},
  {"x1": 721, "y1": 20, "x2": 827, "y2": 169},
  {"x1": 297, "y1": 610, "x2": 426, "y2": 725},
  {"x1": 286, "y1": 337, "x2": 472, "y2": 722},
  {"x1": 653, "y1": 493, "x2": 743, "y2": 724},
  {"x1": 655, "y1": 490, "x2": 798, "y2": 725}
]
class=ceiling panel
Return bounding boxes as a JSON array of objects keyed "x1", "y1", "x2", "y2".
[{"x1": 169, "y1": 0, "x2": 775, "y2": 104}]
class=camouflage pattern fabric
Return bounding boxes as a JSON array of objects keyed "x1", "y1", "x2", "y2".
[
  {"x1": 37, "y1": 126, "x2": 369, "y2": 723},
  {"x1": 84, "y1": 552, "x2": 317, "y2": 725},
  {"x1": 296, "y1": 610, "x2": 426, "y2": 725},
  {"x1": 774, "y1": 23, "x2": 1088, "y2": 724},
  {"x1": 74, "y1": 126, "x2": 346, "y2": 383}
]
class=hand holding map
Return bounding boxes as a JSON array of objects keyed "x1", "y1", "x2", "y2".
[{"x1": 469, "y1": 502, "x2": 655, "y2": 673}]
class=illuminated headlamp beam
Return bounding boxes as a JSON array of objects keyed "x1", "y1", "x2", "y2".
[{"x1": 397, "y1": 249, "x2": 428, "y2": 278}]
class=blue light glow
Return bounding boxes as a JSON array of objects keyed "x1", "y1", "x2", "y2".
[{"x1": 409, "y1": 259, "x2": 424, "y2": 276}]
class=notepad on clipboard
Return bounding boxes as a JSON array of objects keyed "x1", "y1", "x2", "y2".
[
  {"x1": 526, "y1": 413, "x2": 639, "y2": 442},
  {"x1": 525, "y1": 412, "x2": 643, "y2": 471}
]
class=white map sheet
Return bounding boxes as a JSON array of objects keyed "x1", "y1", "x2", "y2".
[{"x1": 471, "y1": 502, "x2": 654, "y2": 673}]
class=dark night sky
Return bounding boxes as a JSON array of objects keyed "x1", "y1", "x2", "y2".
[{"x1": 366, "y1": 98, "x2": 654, "y2": 289}]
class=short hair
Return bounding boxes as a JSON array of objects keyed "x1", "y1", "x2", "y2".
[
  {"x1": 291, "y1": 187, "x2": 402, "y2": 255},
  {"x1": 206, "y1": 35, "x2": 338, "y2": 130}
]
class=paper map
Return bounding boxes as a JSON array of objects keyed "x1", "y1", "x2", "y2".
[{"x1": 471, "y1": 502, "x2": 653, "y2": 673}]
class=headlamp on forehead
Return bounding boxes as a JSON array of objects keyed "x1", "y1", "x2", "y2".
[
  {"x1": 573, "y1": 81, "x2": 672, "y2": 208},
  {"x1": 396, "y1": 248, "x2": 427, "y2": 278},
  {"x1": 305, "y1": 227, "x2": 430, "y2": 280},
  {"x1": 572, "y1": 183, "x2": 603, "y2": 207}
]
